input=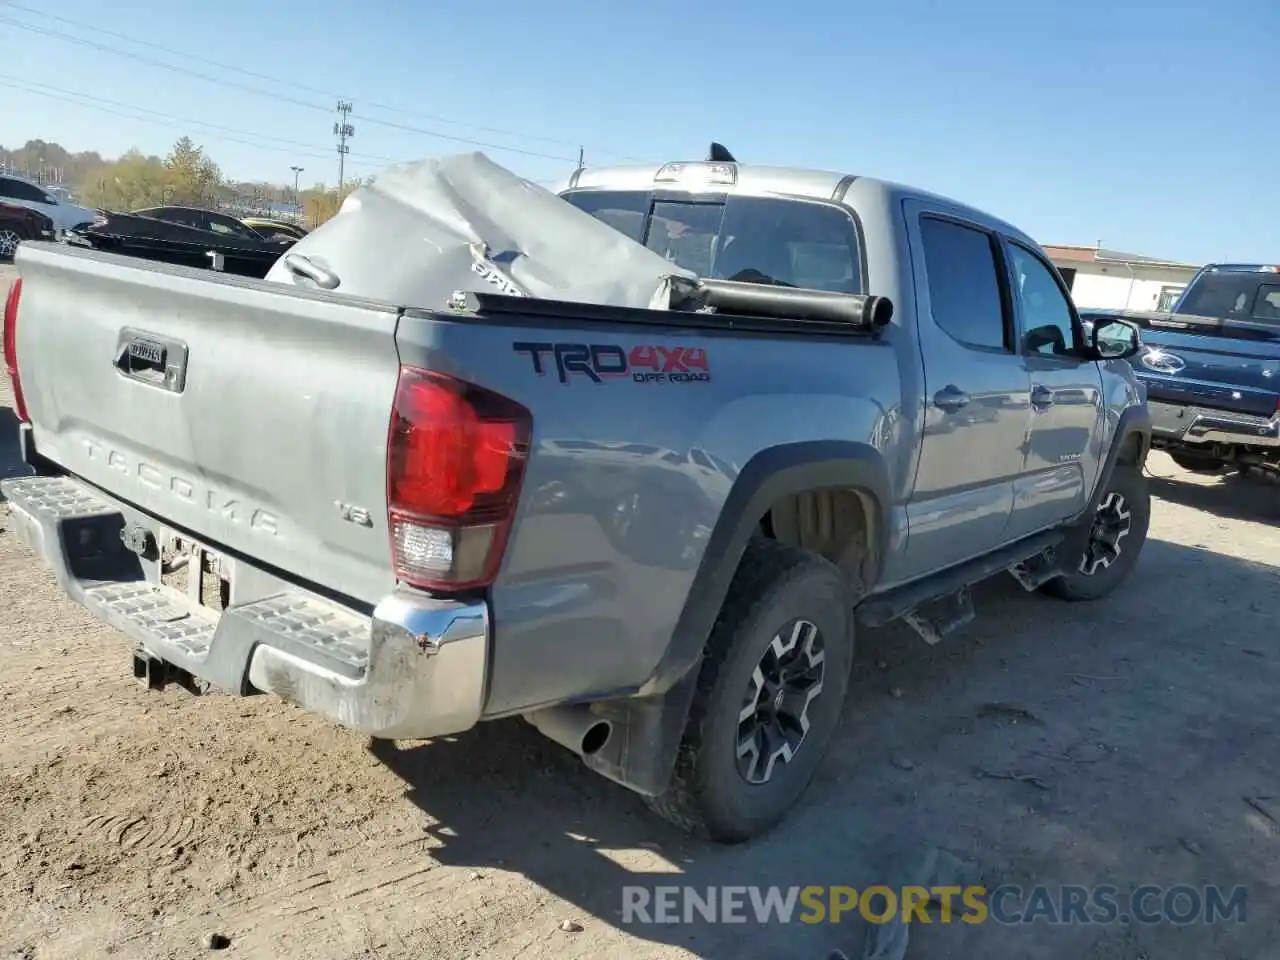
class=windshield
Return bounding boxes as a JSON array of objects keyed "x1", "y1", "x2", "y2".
[
  {"x1": 561, "y1": 190, "x2": 862, "y2": 294},
  {"x1": 1177, "y1": 271, "x2": 1280, "y2": 325}
]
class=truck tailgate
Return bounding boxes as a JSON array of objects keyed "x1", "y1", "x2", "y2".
[
  {"x1": 13, "y1": 243, "x2": 403, "y2": 605},
  {"x1": 1137, "y1": 324, "x2": 1280, "y2": 418}
]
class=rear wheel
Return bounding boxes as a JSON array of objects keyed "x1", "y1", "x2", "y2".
[
  {"x1": 0, "y1": 225, "x2": 27, "y2": 262},
  {"x1": 1168, "y1": 450, "x2": 1226, "y2": 474},
  {"x1": 1043, "y1": 465, "x2": 1150, "y2": 602},
  {"x1": 645, "y1": 538, "x2": 855, "y2": 843}
]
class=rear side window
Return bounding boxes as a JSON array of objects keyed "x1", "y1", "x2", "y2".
[
  {"x1": 919, "y1": 217, "x2": 1008, "y2": 351},
  {"x1": 138, "y1": 207, "x2": 198, "y2": 227},
  {"x1": 564, "y1": 191, "x2": 647, "y2": 243},
  {"x1": 562, "y1": 191, "x2": 862, "y2": 294}
]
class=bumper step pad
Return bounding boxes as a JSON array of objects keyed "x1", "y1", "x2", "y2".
[{"x1": 1, "y1": 474, "x2": 490, "y2": 739}]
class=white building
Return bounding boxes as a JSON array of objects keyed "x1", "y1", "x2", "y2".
[{"x1": 1044, "y1": 244, "x2": 1201, "y2": 312}]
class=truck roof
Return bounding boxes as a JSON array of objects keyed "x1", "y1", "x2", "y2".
[
  {"x1": 562, "y1": 158, "x2": 1036, "y2": 248},
  {"x1": 1196, "y1": 263, "x2": 1280, "y2": 274}
]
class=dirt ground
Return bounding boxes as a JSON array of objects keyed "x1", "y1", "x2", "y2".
[{"x1": 2, "y1": 263, "x2": 1279, "y2": 959}]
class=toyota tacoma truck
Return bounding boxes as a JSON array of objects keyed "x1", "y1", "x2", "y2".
[
  {"x1": 1080, "y1": 263, "x2": 1280, "y2": 476},
  {"x1": 1, "y1": 149, "x2": 1151, "y2": 843}
]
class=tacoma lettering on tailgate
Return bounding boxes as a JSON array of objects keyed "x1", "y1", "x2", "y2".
[
  {"x1": 513, "y1": 341, "x2": 711, "y2": 385},
  {"x1": 82, "y1": 439, "x2": 281, "y2": 537}
]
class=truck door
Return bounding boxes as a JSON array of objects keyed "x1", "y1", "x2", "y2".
[
  {"x1": 895, "y1": 202, "x2": 1032, "y2": 580},
  {"x1": 1001, "y1": 240, "x2": 1104, "y2": 539}
]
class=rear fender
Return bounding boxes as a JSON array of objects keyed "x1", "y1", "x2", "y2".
[{"x1": 583, "y1": 441, "x2": 890, "y2": 795}]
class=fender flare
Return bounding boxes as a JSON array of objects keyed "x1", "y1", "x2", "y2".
[
  {"x1": 581, "y1": 440, "x2": 891, "y2": 795},
  {"x1": 1079, "y1": 404, "x2": 1152, "y2": 522},
  {"x1": 648, "y1": 440, "x2": 891, "y2": 695}
]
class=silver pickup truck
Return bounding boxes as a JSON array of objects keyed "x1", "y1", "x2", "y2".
[{"x1": 1, "y1": 149, "x2": 1150, "y2": 843}]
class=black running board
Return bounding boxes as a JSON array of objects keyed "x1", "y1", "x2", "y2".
[{"x1": 857, "y1": 530, "x2": 1065, "y2": 635}]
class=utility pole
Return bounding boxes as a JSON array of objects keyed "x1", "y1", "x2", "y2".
[
  {"x1": 334, "y1": 101, "x2": 354, "y2": 194},
  {"x1": 290, "y1": 165, "x2": 304, "y2": 209}
]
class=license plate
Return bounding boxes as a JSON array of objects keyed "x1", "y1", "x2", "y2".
[{"x1": 160, "y1": 535, "x2": 231, "y2": 612}]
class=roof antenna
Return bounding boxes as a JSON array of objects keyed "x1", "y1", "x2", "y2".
[{"x1": 707, "y1": 142, "x2": 736, "y2": 163}]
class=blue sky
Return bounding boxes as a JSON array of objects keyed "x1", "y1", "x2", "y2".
[{"x1": 1, "y1": 0, "x2": 1275, "y2": 264}]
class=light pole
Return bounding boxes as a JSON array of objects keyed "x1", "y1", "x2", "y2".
[{"x1": 290, "y1": 166, "x2": 304, "y2": 213}]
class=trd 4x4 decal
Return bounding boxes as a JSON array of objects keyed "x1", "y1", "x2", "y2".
[{"x1": 513, "y1": 342, "x2": 711, "y2": 385}]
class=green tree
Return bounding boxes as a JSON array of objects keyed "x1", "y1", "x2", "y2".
[
  {"x1": 79, "y1": 148, "x2": 169, "y2": 210},
  {"x1": 163, "y1": 137, "x2": 222, "y2": 206},
  {"x1": 301, "y1": 180, "x2": 363, "y2": 228}
]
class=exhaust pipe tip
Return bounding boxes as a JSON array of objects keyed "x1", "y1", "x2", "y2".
[
  {"x1": 524, "y1": 705, "x2": 613, "y2": 758},
  {"x1": 579, "y1": 719, "x2": 612, "y2": 756}
]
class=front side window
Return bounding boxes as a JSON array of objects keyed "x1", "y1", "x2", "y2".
[
  {"x1": 562, "y1": 190, "x2": 862, "y2": 294},
  {"x1": 1007, "y1": 243, "x2": 1078, "y2": 358},
  {"x1": 205, "y1": 213, "x2": 258, "y2": 239}
]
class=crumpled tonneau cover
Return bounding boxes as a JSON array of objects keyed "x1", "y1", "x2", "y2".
[{"x1": 266, "y1": 151, "x2": 697, "y2": 310}]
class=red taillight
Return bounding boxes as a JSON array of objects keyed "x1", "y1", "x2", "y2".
[
  {"x1": 3, "y1": 278, "x2": 27, "y2": 423},
  {"x1": 386, "y1": 367, "x2": 531, "y2": 591}
]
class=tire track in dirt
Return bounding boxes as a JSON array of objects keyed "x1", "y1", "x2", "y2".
[
  {"x1": 104, "y1": 841, "x2": 557, "y2": 958},
  {"x1": 81, "y1": 813, "x2": 200, "y2": 852}
]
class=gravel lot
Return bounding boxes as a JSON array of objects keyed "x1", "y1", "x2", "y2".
[{"x1": 2, "y1": 262, "x2": 1279, "y2": 959}]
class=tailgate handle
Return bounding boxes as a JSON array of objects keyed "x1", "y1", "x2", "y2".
[
  {"x1": 284, "y1": 253, "x2": 341, "y2": 290},
  {"x1": 114, "y1": 329, "x2": 189, "y2": 393}
]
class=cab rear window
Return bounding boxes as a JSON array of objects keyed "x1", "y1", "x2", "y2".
[
  {"x1": 1178, "y1": 272, "x2": 1280, "y2": 325},
  {"x1": 562, "y1": 190, "x2": 862, "y2": 294}
]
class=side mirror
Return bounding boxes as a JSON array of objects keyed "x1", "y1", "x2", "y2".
[{"x1": 1087, "y1": 316, "x2": 1141, "y2": 361}]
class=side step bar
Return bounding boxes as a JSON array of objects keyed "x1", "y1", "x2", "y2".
[{"x1": 858, "y1": 530, "x2": 1065, "y2": 644}]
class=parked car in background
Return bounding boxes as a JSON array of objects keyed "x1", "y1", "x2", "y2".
[
  {"x1": 0, "y1": 202, "x2": 55, "y2": 261},
  {"x1": 133, "y1": 206, "x2": 299, "y2": 247},
  {"x1": 0, "y1": 173, "x2": 96, "y2": 235},
  {"x1": 67, "y1": 205, "x2": 298, "y2": 279},
  {"x1": 240, "y1": 216, "x2": 310, "y2": 243},
  {"x1": 1080, "y1": 263, "x2": 1280, "y2": 476}
]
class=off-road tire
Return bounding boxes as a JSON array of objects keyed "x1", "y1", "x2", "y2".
[
  {"x1": 1043, "y1": 465, "x2": 1150, "y2": 602},
  {"x1": 644, "y1": 538, "x2": 854, "y2": 843},
  {"x1": 1169, "y1": 450, "x2": 1226, "y2": 474}
]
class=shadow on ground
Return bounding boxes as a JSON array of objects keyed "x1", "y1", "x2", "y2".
[
  {"x1": 370, "y1": 538, "x2": 1280, "y2": 959},
  {"x1": 1147, "y1": 460, "x2": 1280, "y2": 525},
  {"x1": 0, "y1": 406, "x2": 25, "y2": 490}
]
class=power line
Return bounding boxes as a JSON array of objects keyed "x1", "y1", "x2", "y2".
[
  {"x1": 0, "y1": 75, "x2": 562, "y2": 190},
  {"x1": 0, "y1": 74, "x2": 396, "y2": 167},
  {"x1": 0, "y1": 78, "x2": 381, "y2": 181},
  {"x1": 0, "y1": 9, "x2": 647, "y2": 165},
  {"x1": 0, "y1": 0, "x2": 648, "y2": 160}
]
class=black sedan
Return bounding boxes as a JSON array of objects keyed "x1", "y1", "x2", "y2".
[
  {"x1": 68, "y1": 205, "x2": 297, "y2": 278},
  {"x1": 0, "y1": 202, "x2": 56, "y2": 261}
]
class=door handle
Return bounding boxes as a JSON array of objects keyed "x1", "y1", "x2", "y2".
[
  {"x1": 283, "y1": 253, "x2": 341, "y2": 289},
  {"x1": 1031, "y1": 385, "x2": 1055, "y2": 410},
  {"x1": 933, "y1": 385, "x2": 970, "y2": 412}
]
